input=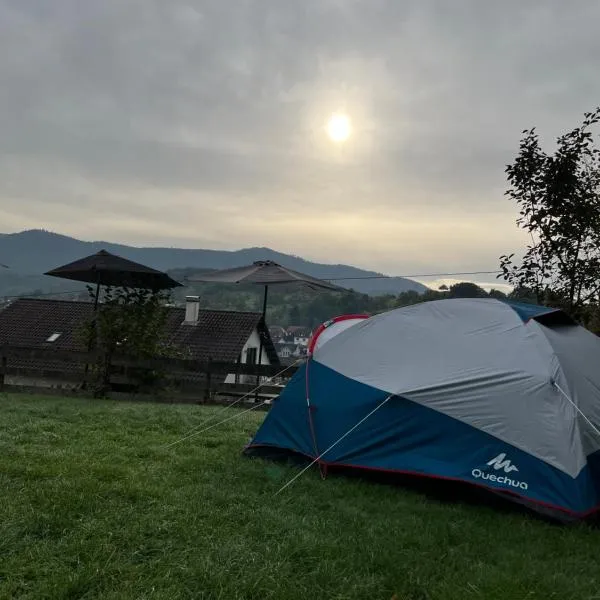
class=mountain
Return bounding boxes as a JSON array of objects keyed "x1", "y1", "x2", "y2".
[{"x1": 0, "y1": 229, "x2": 428, "y2": 297}]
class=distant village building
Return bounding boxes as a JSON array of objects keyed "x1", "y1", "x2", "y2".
[
  {"x1": 268, "y1": 326, "x2": 286, "y2": 343},
  {"x1": 271, "y1": 325, "x2": 313, "y2": 364}
]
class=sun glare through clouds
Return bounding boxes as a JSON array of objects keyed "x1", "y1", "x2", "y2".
[{"x1": 326, "y1": 113, "x2": 351, "y2": 142}]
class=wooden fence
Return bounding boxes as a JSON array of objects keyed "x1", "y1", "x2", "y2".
[{"x1": 0, "y1": 345, "x2": 300, "y2": 406}]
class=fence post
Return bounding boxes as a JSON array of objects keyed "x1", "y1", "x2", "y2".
[
  {"x1": 95, "y1": 351, "x2": 111, "y2": 399},
  {"x1": 234, "y1": 356, "x2": 241, "y2": 385},
  {"x1": 254, "y1": 360, "x2": 261, "y2": 403},
  {"x1": 204, "y1": 357, "x2": 212, "y2": 403}
]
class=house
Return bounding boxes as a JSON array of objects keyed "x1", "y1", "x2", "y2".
[
  {"x1": 277, "y1": 342, "x2": 308, "y2": 366},
  {"x1": 268, "y1": 326, "x2": 286, "y2": 343},
  {"x1": 286, "y1": 326, "x2": 311, "y2": 337},
  {"x1": 293, "y1": 333, "x2": 310, "y2": 346},
  {"x1": 277, "y1": 343, "x2": 297, "y2": 360},
  {"x1": 0, "y1": 296, "x2": 279, "y2": 389},
  {"x1": 293, "y1": 345, "x2": 308, "y2": 359},
  {"x1": 282, "y1": 326, "x2": 312, "y2": 347}
]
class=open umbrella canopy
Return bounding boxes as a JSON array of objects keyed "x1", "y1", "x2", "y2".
[
  {"x1": 186, "y1": 260, "x2": 346, "y2": 292},
  {"x1": 45, "y1": 250, "x2": 182, "y2": 291},
  {"x1": 187, "y1": 260, "x2": 348, "y2": 373}
]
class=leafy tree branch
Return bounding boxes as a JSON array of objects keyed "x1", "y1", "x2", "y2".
[{"x1": 499, "y1": 107, "x2": 600, "y2": 316}]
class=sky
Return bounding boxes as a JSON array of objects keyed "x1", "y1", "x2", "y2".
[{"x1": 1, "y1": 1, "x2": 599, "y2": 290}]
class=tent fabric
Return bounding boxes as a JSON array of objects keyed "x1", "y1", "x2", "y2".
[
  {"x1": 245, "y1": 298, "x2": 600, "y2": 520},
  {"x1": 501, "y1": 300, "x2": 561, "y2": 322}
]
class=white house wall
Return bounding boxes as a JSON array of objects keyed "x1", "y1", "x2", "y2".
[
  {"x1": 242, "y1": 329, "x2": 271, "y2": 366},
  {"x1": 224, "y1": 327, "x2": 271, "y2": 383}
]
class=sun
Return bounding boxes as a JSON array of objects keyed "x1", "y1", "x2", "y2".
[{"x1": 326, "y1": 113, "x2": 351, "y2": 143}]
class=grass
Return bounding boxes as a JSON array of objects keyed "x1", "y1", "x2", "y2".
[{"x1": 0, "y1": 395, "x2": 598, "y2": 600}]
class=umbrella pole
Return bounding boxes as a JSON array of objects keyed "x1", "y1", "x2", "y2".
[
  {"x1": 261, "y1": 285, "x2": 268, "y2": 322},
  {"x1": 258, "y1": 284, "x2": 268, "y2": 365},
  {"x1": 84, "y1": 281, "x2": 101, "y2": 389},
  {"x1": 255, "y1": 285, "x2": 268, "y2": 400},
  {"x1": 93, "y1": 281, "x2": 100, "y2": 311}
]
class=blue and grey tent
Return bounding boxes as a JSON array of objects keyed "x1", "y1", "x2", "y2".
[{"x1": 245, "y1": 298, "x2": 600, "y2": 521}]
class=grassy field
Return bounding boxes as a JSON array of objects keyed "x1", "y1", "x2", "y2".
[{"x1": 0, "y1": 394, "x2": 598, "y2": 600}]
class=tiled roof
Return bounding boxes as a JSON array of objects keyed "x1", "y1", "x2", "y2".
[
  {"x1": 286, "y1": 326, "x2": 311, "y2": 335},
  {"x1": 0, "y1": 298, "x2": 92, "y2": 352},
  {"x1": 0, "y1": 298, "x2": 279, "y2": 370},
  {"x1": 268, "y1": 326, "x2": 286, "y2": 339},
  {"x1": 165, "y1": 307, "x2": 275, "y2": 363}
]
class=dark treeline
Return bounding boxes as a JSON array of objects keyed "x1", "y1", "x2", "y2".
[
  {"x1": 169, "y1": 274, "x2": 510, "y2": 329},
  {"x1": 169, "y1": 272, "x2": 600, "y2": 334}
]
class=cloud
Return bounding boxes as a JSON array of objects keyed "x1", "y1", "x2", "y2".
[{"x1": 0, "y1": 0, "x2": 599, "y2": 286}]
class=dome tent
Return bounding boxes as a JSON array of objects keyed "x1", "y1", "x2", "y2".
[{"x1": 245, "y1": 298, "x2": 600, "y2": 521}]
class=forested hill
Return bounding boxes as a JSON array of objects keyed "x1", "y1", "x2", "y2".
[{"x1": 0, "y1": 229, "x2": 427, "y2": 297}]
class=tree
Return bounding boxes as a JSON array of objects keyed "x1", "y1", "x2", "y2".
[
  {"x1": 446, "y1": 282, "x2": 488, "y2": 299},
  {"x1": 499, "y1": 107, "x2": 600, "y2": 317},
  {"x1": 289, "y1": 305, "x2": 301, "y2": 325},
  {"x1": 80, "y1": 286, "x2": 181, "y2": 395},
  {"x1": 488, "y1": 288, "x2": 507, "y2": 300},
  {"x1": 508, "y1": 286, "x2": 539, "y2": 304}
]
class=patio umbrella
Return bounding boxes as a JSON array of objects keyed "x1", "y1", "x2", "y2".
[
  {"x1": 45, "y1": 249, "x2": 182, "y2": 308},
  {"x1": 45, "y1": 249, "x2": 182, "y2": 387},
  {"x1": 187, "y1": 259, "x2": 346, "y2": 317},
  {"x1": 186, "y1": 260, "x2": 347, "y2": 367}
]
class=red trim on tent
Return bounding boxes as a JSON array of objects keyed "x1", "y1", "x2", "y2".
[
  {"x1": 245, "y1": 443, "x2": 600, "y2": 519},
  {"x1": 304, "y1": 314, "x2": 368, "y2": 477},
  {"x1": 327, "y1": 461, "x2": 600, "y2": 518},
  {"x1": 304, "y1": 355, "x2": 322, "y2": 476},
  {"x1": 307, "y1": 314, "x2": 369, "y2": 355}
]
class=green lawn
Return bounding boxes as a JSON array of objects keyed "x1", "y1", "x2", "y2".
[{"x1": 0, "y1": 394, "x2": 597, "y2": 600}]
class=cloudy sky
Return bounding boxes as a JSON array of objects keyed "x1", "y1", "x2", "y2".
[{"x1": 1, "y1": 1, "x2": 599, "y2": 288}]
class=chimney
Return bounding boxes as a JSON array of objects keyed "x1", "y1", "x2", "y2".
[{"x1": 184, "y1": 296, "x2": 200, "y2": 324}]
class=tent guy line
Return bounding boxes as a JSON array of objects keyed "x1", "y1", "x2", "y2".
[
  {"x1": 273, "y1": 393, "x2": 395, "y2": 497},
  {"x1": 0, "y1": 268, "x2": 503, "y2": 300},
  {"x1": 325, "y1": 270, "x2": 502, "y2": 281},
  {"x1": 0, "y1": 289, "x2": 88, "y2": 299},
  {"x1": 162, "y1": 358, "x2": 303, "y2": 449},
  {"x1": 164, "y1": 399, "x2": 271, "y2": 449},
  {"x1": 553, "y1": 381, "x2": 600, "y2": 441}
]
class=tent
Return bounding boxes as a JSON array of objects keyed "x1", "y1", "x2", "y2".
[{"x1": 245, "y1": 298, "x2": 600, "y2": 521}]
